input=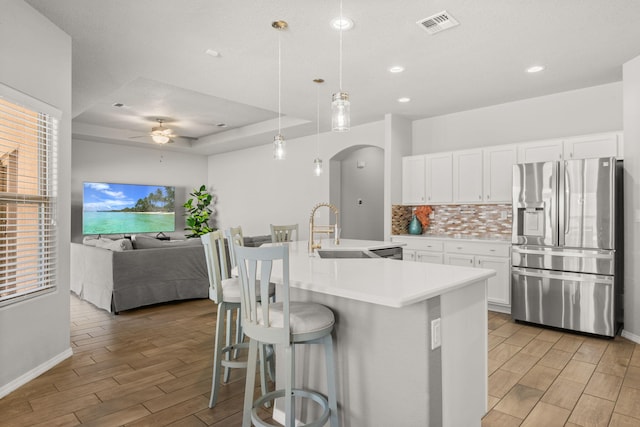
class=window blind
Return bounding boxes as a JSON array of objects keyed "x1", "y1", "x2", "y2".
[{"x1": 0, "y1": 88, "x2": 58, "y2": 306}]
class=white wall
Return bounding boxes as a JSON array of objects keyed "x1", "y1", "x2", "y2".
[
  {"x1": 413, "y1": 82, "x2": 623, "y2": 153},
  {"x1": 384, "y1": 114, "x2": 412, "y2": 238},
  {"x1": 0, "y1": 0, "x2": 72, "y2": 397},
  {"x1": 71, "y1": 140, "x2": 209, "y2": 242},
  {"x1": 208, "y1": 121, "x2": 384, "y2": 240},
  {"x1": 623, "y1": 56, "x2": 640, "y2": 342},
  {"x1": 339, "y1": 146, "x2": 384, "y2": 241}
]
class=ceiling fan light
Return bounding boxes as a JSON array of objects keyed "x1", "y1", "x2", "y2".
[{"x1": 151, "y1": 134, "x2": 171, "y2": 144}]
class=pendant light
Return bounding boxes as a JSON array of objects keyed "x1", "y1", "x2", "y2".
[
  {"x1": 332, "y1": 0, "x2": 350, "y2": 132},
  {"x1": 272, "y1": 20, "x2": 287, "y2": 159},
  {"x1": 313, "y1": 78, "x2": 324, "y2": 176}
]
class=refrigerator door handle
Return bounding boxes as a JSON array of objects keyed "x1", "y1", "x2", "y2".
[
  {"x1": 561, "y1": 162, "x2": 570, "y2": 246},
  {"x1": 512, "y1": 267, "x2": 614, "y2": 284}
]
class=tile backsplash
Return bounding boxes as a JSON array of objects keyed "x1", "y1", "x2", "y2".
[{"x1": 392, "y1": 204, "x2": 512, "y2": 239}]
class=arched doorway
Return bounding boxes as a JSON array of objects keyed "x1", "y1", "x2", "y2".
[{"x1": 329, "y1": 145, "x2": 384, "y2": 241}]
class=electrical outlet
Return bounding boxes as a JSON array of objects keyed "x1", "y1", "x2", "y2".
[
  {"x1": 500, "y1": 211, "x2": 507, "y2": 220},
  {"x1": 431, "y1": 318, "x2": 441, "y2": 350},
  {"x1": 357, "y1": 198, "x2": 363, "y2": 205}
]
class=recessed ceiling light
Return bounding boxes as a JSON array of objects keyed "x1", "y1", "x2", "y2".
[
  {"x1": 330, "y1": 16, "x2": 354, "y2": 31},
  {"x1": 205, "y1": 49, "x2": 220, "y2": 57},
  {"x1": 398, "y1": 97, "x2": 411, "y2": 103},
  {"x1": 389, "y1": 66, "x2": 405, "y2": 73},
  {"x1": 526, "y1": 65, "x2": 545, "y2": 73}
]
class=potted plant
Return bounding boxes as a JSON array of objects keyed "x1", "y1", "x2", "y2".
[{"x1": 183, "y1": 185, "x2": 216, "y2": 238}]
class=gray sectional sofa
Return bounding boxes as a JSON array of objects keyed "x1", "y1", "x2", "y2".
[
  {"x1": 70, "y1": 233, "x2": 273, "y2": 313},
  {"x1": 70, "y1": 235, "x2": 209, "y2": 313}
]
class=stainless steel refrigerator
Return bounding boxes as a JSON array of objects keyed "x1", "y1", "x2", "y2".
[{"x1": 511, "y1": 157, "x2": 623, "y2": 337}]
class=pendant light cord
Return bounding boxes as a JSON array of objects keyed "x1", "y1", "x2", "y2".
[
  {"x1": 278, "y1": 29, "x2": 282, "y2": 134},
  {"x1": 339, "y1": 0, "x2": 343, "y2": 91},
  {"x1": 316, "y1": 83, "x2": 320, "y2": 156}
]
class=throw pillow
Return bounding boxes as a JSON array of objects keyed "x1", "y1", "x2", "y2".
[
  {"x1": 82, "y1": 236, "x2": 100, "y2": 246},
  {"x1": 95, "y1": 238, "x2": 133, "y2": 252},
  {"x1": 132, "y1": 235, "x2": 165, "y2": 249}
]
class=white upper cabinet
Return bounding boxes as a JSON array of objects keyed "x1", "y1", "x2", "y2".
[
  {"x1": 563, "y1": 132, "x2": 622, "y2": 160},
  {"x1": 425, "y1": 152, "x2": 453, "y2": 204},
  {"x1": 402, "y1": 132, "x2": 622, "y2": 206},
  {"x1": 402, "y1": 155, "x2": 426, "y2": 205},
  {"x1": 483, "y1": 145, "x2": 517, "y2": 203},
  {"x1": 453, "y1": 149, "x2": 483, "y2": 203},
  {"x1": 517, "y1": 139, "x2": 563, "y2": 163}
]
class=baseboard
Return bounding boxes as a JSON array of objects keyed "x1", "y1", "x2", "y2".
[
  {"x1": 0, "y1": 347, "x2": 73, "y2": 399},
  {"x1": 621, "y1": 329, "x2": 640, "y2": 344},
  {"x1": 488, "y1": 303, "x2": 511, "y2": 315}
]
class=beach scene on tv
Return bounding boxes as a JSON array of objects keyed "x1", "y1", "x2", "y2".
[{"x1": 83, "y1": 182, "x2": 176, "y2": 235}]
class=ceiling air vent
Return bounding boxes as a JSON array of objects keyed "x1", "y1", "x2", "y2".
[{"x1": 417, "y1": 11, "x2": 459, "y2": 35}]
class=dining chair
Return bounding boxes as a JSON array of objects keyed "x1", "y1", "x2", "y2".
[
  {"x1": 270, "y1": 224, "x2": 299, "y2": 243},
  {"x1": 200, "y1": 230, "x2": 274, "y2": 408},
  {"x1": 234, "y1": 244, "x2": 338, "y2": 427}
]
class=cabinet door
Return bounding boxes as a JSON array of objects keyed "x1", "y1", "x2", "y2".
[
  {"x1": 477, "y1": 256, "x2": 510, "y2": 306},
  {"x1": 425, "y1": 153, "x2": 453, "y2": 203},
  {"x1": 483, "y1": 145, "x2": 517, "y2": 203},
  {"x1": 402, "y1": 156, "x2": 426, "y2": 204},
  {"x1": 402, "y1": 249, "x2": 417, "y2": 261},
  {"x1": 453, "y1": 149, "x2": 483, "y2": 203},
  {"x1": 563, "y1": 133, "x2": 619, "y2": 160},
  {"x1": 444, "y1": 253, "x2": 475, "y2": 267},
  {"x1": 517, "y1": 139, "x2": 563, "y2": 163},
  {"x1": 416, "y1": 251, "x2": 443, "y2": 264}
]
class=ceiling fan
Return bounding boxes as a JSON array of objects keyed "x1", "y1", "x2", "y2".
[{"x1": 131, "y1": 119, "x2": 179, "y2": 144}]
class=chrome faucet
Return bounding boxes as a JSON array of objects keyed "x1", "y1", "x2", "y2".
[{"x1": 309, "y1": 202, "x2": 340, "y2": 252}]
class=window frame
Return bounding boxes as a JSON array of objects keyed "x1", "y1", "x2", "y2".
[{"x1": 0, "y1": 82, "x2": 61, "y2": 307}]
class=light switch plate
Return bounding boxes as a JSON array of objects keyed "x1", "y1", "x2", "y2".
[{"x1": 431, "y1": 318, "x2": 441, "y2": 350}]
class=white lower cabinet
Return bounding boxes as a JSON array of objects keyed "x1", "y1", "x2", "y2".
[
  {"x1": 392, "y1": 236, "x2": 512, "y2": 313},
  {"x1": 397, "y1": 237, "x2": 444, "y2": 264},
  {"x1": 416, "y1": 250, "x2": 444, "y2": 264},
  {"x1": 443, "y1": 241, "x2": 511, "y2": 312},
  {"x1": 476, "y1": 256, "x2": 510, "y2": 307}
]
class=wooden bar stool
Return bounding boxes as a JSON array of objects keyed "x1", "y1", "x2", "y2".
[
  {"x1": 201, "y1": 231, "x2": 274, "y2": 408},
  {"x1": 270, "y1": 224, "x2": 299, "y2": 243},
  {"x1": 234, "y1": 245, "x2": 339, "y2": 427}
]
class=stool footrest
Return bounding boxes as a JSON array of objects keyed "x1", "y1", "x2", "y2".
[{"x1": 251, "y1": 388, "x2": 330, "y2": 427}]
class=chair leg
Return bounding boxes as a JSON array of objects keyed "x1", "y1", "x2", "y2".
[
  {"x1": 224, "y1": 309, "x2": 232, "y2": 383},
  {"x1": 209, "y1": 303, "x2": 226, "y2": 408},
  {"x1": 242, "y1": 339, "x2": 259, "y2": 427},
  {"x1": 285, "y1": 344, "x2": 296, "y2": 427},
  {"x1": 234, "y1": 307, "x2": 243, "y2": 359},
  {"x1": 258, "y1": 344, "x2": 270, "y2": 408},
  {"x1": 324, "y1": 334, "x2": 339, "y2": 427}
]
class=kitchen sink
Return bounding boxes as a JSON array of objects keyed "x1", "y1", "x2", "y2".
[{"x1": 316, "y1": 249, "x2": 379, "y2": 259}]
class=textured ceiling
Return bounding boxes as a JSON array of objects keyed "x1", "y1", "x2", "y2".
[{"x1": 24, "y1": 0, "x2": 640, "y2": 154}]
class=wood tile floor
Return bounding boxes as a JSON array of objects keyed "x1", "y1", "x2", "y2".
[
  {"x1": 4, "y1": 297, "x2": 640, "y2": 426},
  {"x1": 1, "y1": 296, "x2": 274, "y2": 427},
  {"x1": 483, "y1": 311, "x2": 640, "y2": 427}
]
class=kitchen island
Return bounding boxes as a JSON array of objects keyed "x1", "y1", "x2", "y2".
[{"x1": 267, "y1": 239, "x2": 494, "y2": 427}]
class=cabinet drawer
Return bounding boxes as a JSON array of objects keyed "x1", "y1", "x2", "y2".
[
  {"x1": 392, "y1": 237, "x2": 444, "y2": 252},
  {"x1": 444, "y1": 241, "x2": 510, "y2": 257}
]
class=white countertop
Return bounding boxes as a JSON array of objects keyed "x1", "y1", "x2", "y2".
[{"x1": 266, "y1": 239, "x2": 495, "y2": 308}]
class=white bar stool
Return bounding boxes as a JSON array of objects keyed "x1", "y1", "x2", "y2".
[
  {"x1": 234, "y1": 244, "x2": 339, "y2": 427},
  {"x1": 201, "y1": 231, "x2": 274, "y2": 408},
  {"x1": 270, "y1": 224, "x2": 299, "y2": 243}
]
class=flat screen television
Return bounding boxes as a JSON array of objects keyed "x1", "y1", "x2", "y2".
[{"x1": 83, "y1": 182, "x2": 176, "y2": 235}]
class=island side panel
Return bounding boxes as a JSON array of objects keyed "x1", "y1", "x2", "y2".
[
  {"x1": 441, "y1": 279, "x2": 488, "y2": 427},
  {"x1": 274, "y1": 288, "x2": 435, "y2": 427}
]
